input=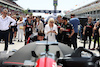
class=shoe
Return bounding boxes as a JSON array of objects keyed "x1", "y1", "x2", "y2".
[
  {"x1": 13, "y1": 40, "x2": 16, "y2": 41},
  {"x1": 18, "y1": 40, "x2": 19, "y2": 42},
  {"x1": 4, "y1": 50, "x2": 7, "y2": 51},
  {"x1": 96, "y1": 47, "x2": 99, "y2": 50},
  {"x1": 97, "y1": 48, "x2": 100, "y2": 52},
  {"x1": 21, "y1": 40, "x2": 23, "y2": 42},
  {"x1": 90, "y1": 48, "x2": 95, "y2": 50},
  {"x1": 10, "y1": 43, "x2": 14, "y2": 44}
]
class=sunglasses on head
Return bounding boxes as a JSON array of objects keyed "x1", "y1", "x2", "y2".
[
  {"x1": 28, "y1": 17, "x2": 32, "y2": 19},
  {"x1": 4, "y1": 12, "x2": 7, "y2": 14}
]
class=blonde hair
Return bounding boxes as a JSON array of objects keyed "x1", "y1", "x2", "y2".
[
  {"x1": 19, "y1": 16, "x2": 23, "y2": 21},
  {"x1": 12, "y1": 15, "x2": 16, "y2": 18},
  {"x1": 48, "y1": 18, "x2": 55, "y2": 24},
  {"x1": 12, "y1": 15, "x2": 17, "y2": 20}
]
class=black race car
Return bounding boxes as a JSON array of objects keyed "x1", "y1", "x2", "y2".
[{"x1": 0, "y1": 41, "x2": 100, "y2": 67}]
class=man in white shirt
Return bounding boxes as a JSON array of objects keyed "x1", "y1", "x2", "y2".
[{"x1": 0, "y1": 9, "x2": 16, "y2": 51}]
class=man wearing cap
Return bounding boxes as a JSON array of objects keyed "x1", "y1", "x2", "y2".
[
  {"x1": 60, "y1": 16, "x2": 74, "y2": 47},
  {"x1": 69, "y1": 14, "x2": 80, "y2": 50}
]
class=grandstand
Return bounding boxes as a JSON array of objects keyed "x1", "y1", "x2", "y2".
[
  {"x1": 66, "y1": 0, "x2": 100, "y2": 19},
  {"x1": 0, "y1": 0, "x2": 24, "y2": 15}
]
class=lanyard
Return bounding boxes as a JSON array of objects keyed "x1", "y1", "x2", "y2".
[
  {"x1": 50, "y1": 26, "x2": 53, "y2": 36},
  {"x1": 50, "y1": 27, "x2": 53, "y2": 31}
]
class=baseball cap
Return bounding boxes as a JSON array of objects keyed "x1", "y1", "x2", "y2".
[{"x1": 62, "y1": 16, "x2": 67, "y2": 20}]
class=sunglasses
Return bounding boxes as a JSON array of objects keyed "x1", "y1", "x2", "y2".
[
  {"x1": 4, "y1": 12, "x2": 7, "y2": 14},
  {"x1": 50, "y1": 22, "x2": 54, "y2": 23}
]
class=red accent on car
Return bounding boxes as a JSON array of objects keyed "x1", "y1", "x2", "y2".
[
  {"x1": 36, "y1": 57, "x2": 57, "y2": 67},
  {"x1": 4, "y1": 62, "x2": 24, "y2": 65},
  {"x1": 27, "y1": 37, "x2": 30, "y2": 44}
]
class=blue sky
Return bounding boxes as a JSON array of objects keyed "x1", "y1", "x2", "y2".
[{"x1": 16, "y1": 0, "x2": 96, "y2": 17}]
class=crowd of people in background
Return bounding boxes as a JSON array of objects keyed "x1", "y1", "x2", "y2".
[{"x1": 0, "y1": 8, "x2": 100, "y2": 51}]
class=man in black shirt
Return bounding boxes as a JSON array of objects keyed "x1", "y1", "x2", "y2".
[
  {"x1": 83, "y1": 17, "x2": 94, "y2": 49},
  {"x1": 9, "y1": 22, "x2": 14, "y2": 44},
  {"x1": 56, "y1": 15, "x2": 63, "y2": 42},
  {"x1": 60, "y1": 16, "x2": 74, "y2": 47},
  {"x1": 27, "y1": 33, "x2": 45, "y2": 44}
]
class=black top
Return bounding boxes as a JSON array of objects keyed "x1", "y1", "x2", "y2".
[
  {"x1": 61, "y1": 23, "x2": 74, "y2": 35},
  {"x1": 85, "y1": 22, "x2": 94, "y2": 34},
  {"x1": 95, "y1": 24, "x2": 100, "y2": 34},
  {"x1": 31, "y1": 36, "x2": 39, "y2": 42},
  {"x1": 31, "y1": 36, "x2": 46, "y2": 42},
  {"x1": 24, "y1": 20, "x2": 33, "y2": 33},
  {"x1": 12, "y1": 21, "x2": 17, "y2": 28},
  {"x1": 57, "y1": 22, "x2": 63, "y2": 34},
  {"x1": 9, "y1": 22, "x2": 15, "y2": 31},
  {"x1": 57, "y1": 22, "x2": 63, "y2": 28}
]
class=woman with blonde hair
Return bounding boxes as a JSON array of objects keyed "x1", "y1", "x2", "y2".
[
  {"x1": 44, "y1": 18, "x2": 58, "y2": 42},
  {"x1": 17, "y1": 16, "x2": 24, "y2": 42}
]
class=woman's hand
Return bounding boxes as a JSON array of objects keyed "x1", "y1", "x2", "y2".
[
  {"x1": 52, "y1": 30, "x2": 56, "y2": 33},
  {"x1": 47, "y1": 31, "x2": 52, "y2": 34}
]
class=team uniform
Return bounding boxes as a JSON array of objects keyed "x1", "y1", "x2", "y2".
[
  {"x1": 84, "y1": 22, "x2": 94, "y2": 49},
  {"x1": 61, "y1": 23, "x2": 74, "y2": 47},
  {"x1": 93, "y1": 24, "x2": 100, "y2": 49},
  {"x1": 24, "y1": 20, "x2": 33, "y2": 45},
  {"x1": 56, "y1": 22, "x2": 63, "y2": 42}
]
